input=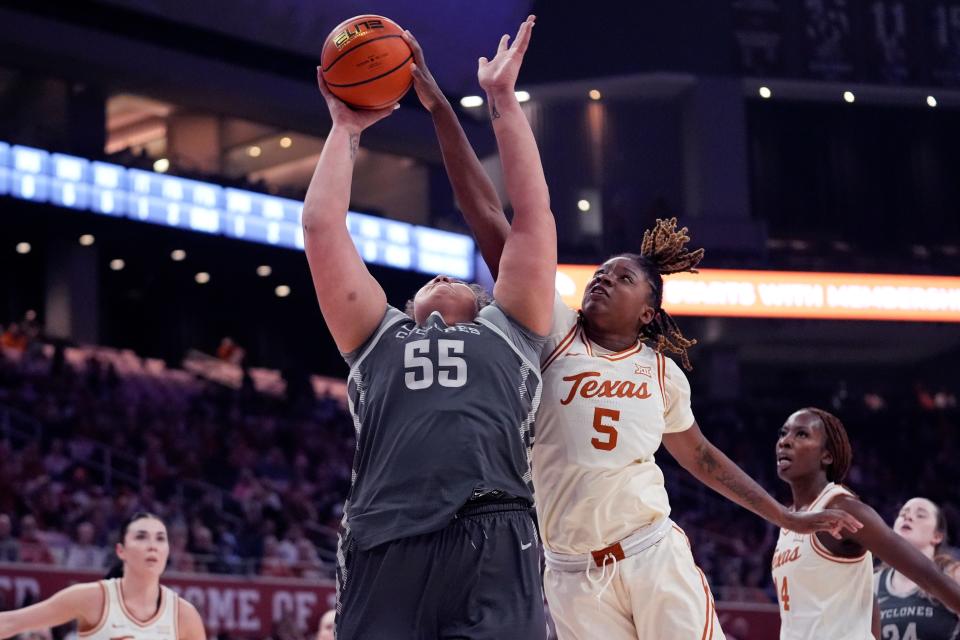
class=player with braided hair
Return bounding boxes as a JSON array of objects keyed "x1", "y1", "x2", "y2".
[
  {"x1": 405, "y1": 41, "x2": 862, "y2": 630},
  {"x1": 773, "y1": 408, "x2": 960, "y2": 639},
  {"x1": 613, "y1": 217, "x2": 704, "y2": 370}
]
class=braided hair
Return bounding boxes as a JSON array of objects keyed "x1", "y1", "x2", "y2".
[
  {"x1": 616, "y1": 218, "x2": 704, "y2": 370},
  {"x1": 802, "y1": 407, "x2": 853, "y2": 484}
]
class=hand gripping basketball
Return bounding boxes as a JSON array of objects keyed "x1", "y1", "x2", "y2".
[
  {"x1": 478, "y1": 15, "x2": 535, "y2": 95},
  {"x1": 316, "y1": 67, "x2": 396, "y2": 135},
  {"x1": 402, "y1": 30, "x2": 447, "y2": 114}
]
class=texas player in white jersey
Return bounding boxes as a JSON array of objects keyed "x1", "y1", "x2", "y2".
[
  {"x1": 412, "y1": 56, "x2": 866, "y2": 632},
  {"x1": 0, "y1": 513, "x2": 205, "y2": 640},
  {"x1": 772, "y1": 408, "x2": 960, "y2": 639},
  {"x1": 423, "y1": 179, "x2": 867, "y2": 635},
  {"x1": 522, "y1": 230, "x2": 860, "y2": 640}
]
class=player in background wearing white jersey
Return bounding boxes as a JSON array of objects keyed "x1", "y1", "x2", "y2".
[
  {"x1": 773, "y1": 408, "x2": 960, "y2": 639},
  {"x1": 0, "y1": 512, "x2": 205, "y2": 640},
  {"x1": 875, "y1": 497, "x2": 960, "y2": 639},
  {"x1": 404, "y1": 34, "x2": 862, "y2": 635}
]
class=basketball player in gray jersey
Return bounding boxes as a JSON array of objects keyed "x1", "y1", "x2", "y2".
[
  {"x1": 304, "y1": 16, "x2": 553, "y2": 640},
  {"x1": 876, "y1": 497, "x2": 960, "y2": 640}
]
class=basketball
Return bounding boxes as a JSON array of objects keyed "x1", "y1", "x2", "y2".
[{"x1": 321, "y1": 15, "x2": 413, "y2": 110}]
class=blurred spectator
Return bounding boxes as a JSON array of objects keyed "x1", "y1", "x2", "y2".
[
  {"x1": 934, "y1": 389, "x2": 957, "y2": 410},
  {"x1": 863, "y1": 392, "x2": 886, "y2": 412},
  {"x1": 274, "y1": 605, "x2": 303, "y2": 640},
  {"x1": 0, "y1": 323, "x2": 28, "y2": 353},
  {"x1": 189, "y1": 524, "x2": 222, "y2": 573},
  {"x1": 724, "y1": 617, "x2": 752, "y2": 640},
  {"x1": 295, "y1": 537, "x2": 324, "y2": 579},
  {"x1": 168, "y1": 525, "x2": 197, "y2": 573},
  {"x1": 63, "y1": 521, "x2": 108, "y2": 569},
  {"x1": 316, "y1": 609, "x2": 335, "y2": 640},
  {"x1": 18, "y1": 515, "x2": 54, "y2": 564},
  {"x1": 0, "y1": 514, "x2": 19, "y2": 562},
  {"x1": 42, "y1": 438, "x2": 71, "y2": 480},
  {"x1": 216, "y1": 337, "x2": 246, "y2": 366},
  {"x1": 260, "y1": 535, "x2": 294, "y2": 578}
]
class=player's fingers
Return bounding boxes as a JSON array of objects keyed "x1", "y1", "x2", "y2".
[
  {"x1": 843, "y1": 513, "x2": 864, "y2": 531},
  {"x1": 513, "y1": 15, "x2": 535, "y2": 55},
  {"x1": 402, "y1": 30, "x2": 425, "y2": 66},
  {"x1": 497, "y1": 34, "x2": 510, "y2": 54},
  {"x1": 316, "y1": 68, "x2": 335, "y2": 100}
]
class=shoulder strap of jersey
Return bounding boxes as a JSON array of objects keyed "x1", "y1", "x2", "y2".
[
  {"x1": 78, "y1": 580, "x2": 111, "y2": 637},
  {"x1": 876, "y1": 568, "x2": 892, "y2": 598},
  {"x1": 809, "y1": 482, "x2": 850, "y2": 511}
]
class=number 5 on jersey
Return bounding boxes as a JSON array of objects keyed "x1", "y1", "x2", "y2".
[
  {"x1": 592, "y1": 407, "x2": 620, "y2": 451},
  {"x1": 404, "y1": 339, "x2": 467, "y2": 390}
]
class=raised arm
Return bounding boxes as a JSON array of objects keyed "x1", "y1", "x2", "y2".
[
  {"x1": 478, "y1": 16, "x2": 556, "y2": 335},
  {"x1": 402, "y1": 30, "x2": 510, "y2": 278},
  {"x1": 662, "y1": 423, "x2": 862, "y2": 536},
  {"x1": 0, "y1": 583, "x2": 101, "y2": 639},
  {"x1": 302, "y1": 71, "x2": 395, "y2": 353},
  {"x1": 835, "y1": 496, "x2": 960, "y2": 615}
]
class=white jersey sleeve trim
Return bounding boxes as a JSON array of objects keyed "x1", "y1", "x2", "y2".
[
  {"x1": 662, "y1": 355, "x2": 695, "y2": 433},
  {"x1": 78, "y1": 581, "x2": 109, "y2": 637}
]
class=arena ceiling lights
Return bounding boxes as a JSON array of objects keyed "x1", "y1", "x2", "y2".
[
  {"x1": 0, "y1": 142, "x2": 475, "y2": 280},
  {"x1": 557, "y1": 265, "x2": 960, "y2": 323}
]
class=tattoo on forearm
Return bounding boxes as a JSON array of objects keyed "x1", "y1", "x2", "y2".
[
  {"x1": 349, "y1": 134, "x2": 359, "y2": 160},
  {"x1": 695, "y1": 444, "x2": 766, "y2": 510},
  {"x1": 489, "y1": 97, "x2": 500, "y2": 120}
]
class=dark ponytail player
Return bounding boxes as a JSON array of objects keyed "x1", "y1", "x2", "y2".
[{"x1": 0, "y1": 512, "x2": 204, "y2": 640}]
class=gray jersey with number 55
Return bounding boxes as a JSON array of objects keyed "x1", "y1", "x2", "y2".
[{"x1": 339, "y1": 304, "x2": 545, "y2": 551}]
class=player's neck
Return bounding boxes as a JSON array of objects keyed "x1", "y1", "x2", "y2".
[
  {"x1": 890, "y1": 569, "x2": 920, "y2": 594},
  {"x1": 789, "y1": 476, "x2": 830, "y2": 511},
  {"x1": 120, "y1": 573, "x2": 161, "y2": 613},
  {"x1": 582, "y1": 324, "x2": 637, "y2": 353}
]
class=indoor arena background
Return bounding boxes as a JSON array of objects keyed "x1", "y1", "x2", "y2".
[{"x1": 1, "y1": 2, "x2": 959, "y2": 639}]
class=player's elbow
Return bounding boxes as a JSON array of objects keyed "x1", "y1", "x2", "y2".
[{"x1": 511, "y1": 197, "x2": 552, "y2": 222}]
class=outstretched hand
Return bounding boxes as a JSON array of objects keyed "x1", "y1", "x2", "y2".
[
  {"x1": 316, "y1": 68, "x2": 396, "y2": 135},
  {"x1": 402, "y1": 30, "x2": 447, "y2": 113},
  {"x1": 478, "y1": 15, "x2": 535, "y2": 95},
  {"x1": 783, "y1": 508, "x2": 864, "y2": 539}
]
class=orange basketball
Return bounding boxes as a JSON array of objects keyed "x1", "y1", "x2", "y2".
[{"x1": 321, "y1": 15, "x2": 413, "y2": 110}]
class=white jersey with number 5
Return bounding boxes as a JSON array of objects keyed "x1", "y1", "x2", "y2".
[
  {"x1": 533, "y1": 296, "x2": 694, "y2": 555},
  {"x1": 770, "y1": 483, "x2": 874, "y2": 640}
]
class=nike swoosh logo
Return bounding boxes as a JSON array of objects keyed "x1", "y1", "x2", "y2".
[{"x1": 521, "y1": 541, "x2": 533, "y2": 550}]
